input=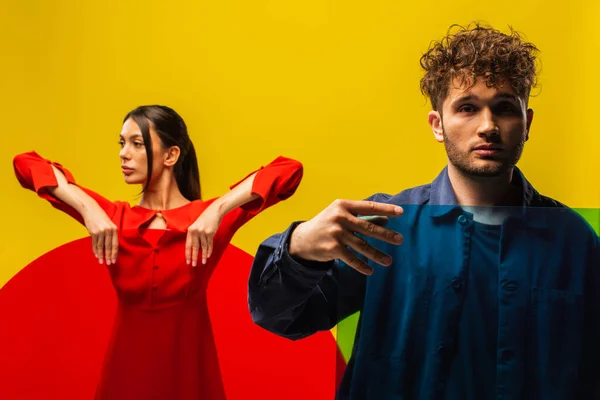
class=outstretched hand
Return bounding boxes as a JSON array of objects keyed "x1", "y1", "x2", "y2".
[{"x1": 289, "y1": 199, "x2": 404, "y2": 275}]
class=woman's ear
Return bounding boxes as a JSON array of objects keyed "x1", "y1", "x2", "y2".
[{"x1": 164, "y1": 146, "x2": 181, "y2": 167}]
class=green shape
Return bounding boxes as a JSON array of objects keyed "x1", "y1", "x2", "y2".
[
  {"x1": 336, "y1": 208, "x2": 600, "y2": 364},
  {"x1": 336, "y1": 311, "x2": 360, "y2": 362},
  {"x1": 574, "y1": 208, "x2": 600, "y2": 235}
]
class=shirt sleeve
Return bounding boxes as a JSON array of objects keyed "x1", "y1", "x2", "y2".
[
  {"x1": 13, "y1": 151, "x2": 117, "y2": 225},
  {"x1": 248, "y1": 221, "x2": 366, "y2": 341}
]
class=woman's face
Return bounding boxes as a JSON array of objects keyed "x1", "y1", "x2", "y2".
[{"x1": 118, "y1": 118, "x2": 166, "y2": 185}]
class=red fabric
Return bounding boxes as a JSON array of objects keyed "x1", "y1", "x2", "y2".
[
  {"x1": 0, "y1": 240, "x2": 346, "y2": 400},
  {"x1": 8, "y1": 152, "x2": 330, "y2": 400}
]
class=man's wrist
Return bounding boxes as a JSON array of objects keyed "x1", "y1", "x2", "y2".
[{"x1": 289, "y1": 222, "x2": 312, "y2": 260}]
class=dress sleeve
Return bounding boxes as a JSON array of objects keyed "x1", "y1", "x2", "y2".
[
  {"x1": 13, "y1": 151, "x2": 118, "y2": 225},
  {"x1": 206, "y1": 155, "x2": 303, "y2": 245},
  {"x1": 228, "y1": 155, "x2": 303, "y2": 219}
]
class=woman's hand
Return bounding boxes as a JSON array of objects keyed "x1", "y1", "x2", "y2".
[
  {"x1": 81, "y1": 204, "x2": 119, "y2": 265},
  {"x1": 186, "y1": 205, "x2": 223, "y2": 267}
]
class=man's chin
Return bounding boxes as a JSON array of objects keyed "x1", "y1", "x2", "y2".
[{"x1": 455, "y1": 160, "x2": 511, "y2": 178}]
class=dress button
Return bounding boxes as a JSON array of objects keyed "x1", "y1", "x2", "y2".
[
  {"x1": 457, "y1": 215, "x2": 468, "y2": 225},
  {"x1": 152, "y1": 285, "x2": 158, "y2": 290},
  {"x1": 153, "y1": 265, "x2": 159, "y2": 270},
  {"x1": 154, "y1": 248, "x2": 159, "y2": 254}
]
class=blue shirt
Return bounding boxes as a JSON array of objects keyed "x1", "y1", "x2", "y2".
[
  {"x1": 248, "y1": 167, "x2": 600, "y2": 400},
  {"x1": 445, "y1": 221, "x2": 501, "y2": 399}
]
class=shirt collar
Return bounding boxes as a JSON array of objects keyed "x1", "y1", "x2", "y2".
[
  {"x1": 427, "y1": 166, "x2": 550, "y2": 229},
  {"x1": 127, "y1": 202, "x2": 198, "y2": 233}
]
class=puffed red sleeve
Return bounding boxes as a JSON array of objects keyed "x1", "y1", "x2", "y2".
[
  {"x1": 228, "y1": 155, "x2": 303, "y2": 217},
  {"x1": 13, "y1": 151, "x2": 117, "y2": 225}
]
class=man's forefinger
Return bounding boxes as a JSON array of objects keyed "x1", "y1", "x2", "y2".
[{"x1": 340, "y1": 199, "x2": 403, "y2": 217}]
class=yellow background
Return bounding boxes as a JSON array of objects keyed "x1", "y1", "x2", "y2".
[{"x1": 2, "y1": 0, "x2": 599, "y2": 291}]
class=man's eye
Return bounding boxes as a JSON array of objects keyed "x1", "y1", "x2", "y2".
[
  {"x1": 459, "y1": 105, "x2": 476, "y2": 113},
  {"x1": 495, "y1": 103, "x2": 519, "y2": 114}
]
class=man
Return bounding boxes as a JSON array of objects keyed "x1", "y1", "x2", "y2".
[{"x1": 248, "y1": 23, "x2": 599, "y2": 399}]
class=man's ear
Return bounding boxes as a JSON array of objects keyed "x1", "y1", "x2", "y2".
[
  {"x1": 525, "y1": 108, "x2": 534, "y2": 141},
  {"x1": 428, "y1": 110, "x2": 444, "y2": 143}
]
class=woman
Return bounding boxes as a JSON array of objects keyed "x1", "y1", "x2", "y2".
[{"x1": 13, "y1": 105, "x2": 303, "y2": 399}]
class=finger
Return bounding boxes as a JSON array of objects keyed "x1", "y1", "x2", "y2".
[
  {"x1": 185, "y1": 231, "x2": 192, "y2": 265},
  {"x1": 111, "y1": 229, "x2": 119, "y2": 264},
  {"x1": 200, "y1": 234, "x2": 208, "y2": 265},
  {"x1": 206, "y1": 234, "x2": 213, "y2": 260},
  {"x1": 345, "y1": 215, "x2": 403, "y2": 244},
  {"x1": 358, "y1": 215, "x2": 389, "y2": 227},
  {"x1": 338, "y1": 247, "x2": 374, "y2": 276},
  {"x1": 96, "y1": 233, "x2": 105, "y2": 264},
  {"x1": 191, "y1": 235, "x2": 200, "y2": 267},
  {"x1": 336, "y1": 199, "x2": 403, "y2": 217},
  {"x1": 342, "y1": 231, "x2": 392, "y2": 267},
  {"x1": 104, "y1": 229, "x2": 112, "y2": 265},
  {"x1": 91, "y1": 234, "x2": 98, "y2": 259}
]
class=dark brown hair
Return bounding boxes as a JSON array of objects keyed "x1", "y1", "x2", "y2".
[
  {"x1": 420, "y1": 22, "x2": 540, "y2": 110},
  {"x1": 123, "y1": 105, "x2": 201, "y2": 201}
]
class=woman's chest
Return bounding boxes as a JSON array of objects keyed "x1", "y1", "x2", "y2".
[{"x1": 109, "y1": 229, "x2": 222, "y2": 308}]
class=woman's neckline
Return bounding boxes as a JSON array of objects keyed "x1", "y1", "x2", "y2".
[{"x1": 132, "y1": 200, "x2": 195, "y2": 212}]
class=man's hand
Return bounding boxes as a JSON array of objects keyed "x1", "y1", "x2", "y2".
[{"x1": 289, "y1": 199, "x2": 403, "y2": 275}]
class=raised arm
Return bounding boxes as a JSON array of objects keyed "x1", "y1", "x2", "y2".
[
  {"x1": 185, "y1": 156, "x2": 303, "y2": 266},
  {"x1": 248, "y1": 222, "x2": 367, "y2": 340},
  {"x1": 228, "y1": 155, "x2": 303, "y2": 218},
  {"x1": 13, "y1": 151, "x2": 119, "y2": 264},
  {"x1": 248, "y1": 198, "x2": 404, "y2": 339}
]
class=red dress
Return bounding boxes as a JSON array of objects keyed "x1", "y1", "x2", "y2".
[{"x1": 13, "y1": 151, "x2": 303, "y2": 400}]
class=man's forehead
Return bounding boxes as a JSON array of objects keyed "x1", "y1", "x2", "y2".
[{"x1": 446, "y1": 77, "x2": 523, "y2": 102}]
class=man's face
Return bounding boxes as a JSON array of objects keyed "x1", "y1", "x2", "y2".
[{"x1": 428, "y1": 76, "x2": 533, "y2": 178}]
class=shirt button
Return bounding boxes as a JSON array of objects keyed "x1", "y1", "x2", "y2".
[
  {"x1": 154, "y1": 248, "x2": 159, "y2": 254},
  {"x1": 500, "y1": 349, "x2": 514, "y2": 362},
  {"x1": 152, "y1": 285, "x2": 158, "y2": 290},
  {"x1": 153, "y1": 266, "x2": 159, "y2": 270},
  {"x1": 451, "y1": 278, "x2": 463, "y2": 291},
  {"x1": 502, "y1": 280, "x2": 518, "y2": 292},
  {"x1": 457, "y1": 215, "x2": 468, "y2": 225}
]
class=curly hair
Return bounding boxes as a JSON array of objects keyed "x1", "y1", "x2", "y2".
[{"x1": 419, "y1": 22, "x2": 539, "y2": 111}]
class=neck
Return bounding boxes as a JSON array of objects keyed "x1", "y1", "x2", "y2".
[
  {"x1": 447, "y1": 163, "x2": 521, "y2": 207},
  {"x1": 139, "y1": 171, "x2": 190, "y2": 210}
]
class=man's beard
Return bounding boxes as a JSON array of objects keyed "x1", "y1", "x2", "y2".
[{"x1": 442, "y1": 129, "x2": 525, "y2": 178}]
